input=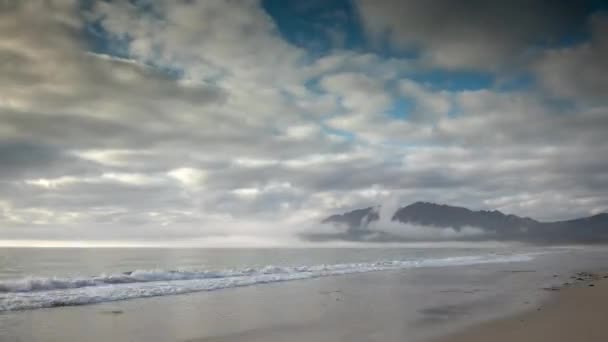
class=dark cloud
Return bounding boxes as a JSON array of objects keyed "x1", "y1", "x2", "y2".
[
  {"x1": 0, "y1": 140, "x2": 95, "y2": 180},
  {"x1": 355, "y1": 0, "x2": 592, "y2": 70},
  {"x1": 536, "y1": 14, "x2": 608, "y2": 104}
]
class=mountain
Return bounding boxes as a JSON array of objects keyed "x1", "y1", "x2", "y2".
[
  {"x1": 539, "y1": 213, "x2": 608, "y2": 243},
  {"x1": 322, "y1": 207, "x2": 379, "y2": 235},
  {"x1": 311, "y1": 201, "x2": 608, "y2": 244},
  {"x1": 392, "y1": 202, "x2": 538, "y2": 239}
]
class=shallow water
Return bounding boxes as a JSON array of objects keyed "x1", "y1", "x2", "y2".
[
  {"x1": 0, "y1": 246, "x2": 537, "y2": 281},
  {"x1": 0, "y1": 246, "x2": 541, "y2": 311}
]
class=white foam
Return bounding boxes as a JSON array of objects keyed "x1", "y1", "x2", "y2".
[{"x1": 0, "y1": 253, "x2": 535, "y2": 311}]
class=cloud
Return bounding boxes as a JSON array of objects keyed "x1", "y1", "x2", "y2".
[
  {"x1": 91, "y1": 0, "x2": 306, "y2": 86},
  {"x1": 168, "y1": 168, "x2": 207, "y2": 188},
  {"x1": 536, "y1": 14, "x2": 608, "y2": 104},
  {"x1": 0, "y1": 139, "x2": 96, "y2": 180},
  {"x1": 320, "y1": 72, "x2": 392, "y2": 115},
  {"x1": 368, "y1": 220, "x2": 487, "y2": 241},
  {"x1": 0, "y1": 0, "x2": 606, "y2": 245},
  {"x1": 354, "y1": 0, "x2": 590, "y2": 70}
]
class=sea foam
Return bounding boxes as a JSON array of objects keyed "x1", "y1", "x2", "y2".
[{"x1": 0, "y1": 253, "x2": 535, "y2": 311}]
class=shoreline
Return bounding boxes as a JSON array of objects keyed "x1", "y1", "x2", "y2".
[
  {"x1": 3, "y1": 249, "x2": 608, "y2": 342},
  {"x1": 431, "y1": 272, "x2": 608, "y2": 342},
  {"x1": 0, "y1": 263, "x2": 553, "y2": 342}
]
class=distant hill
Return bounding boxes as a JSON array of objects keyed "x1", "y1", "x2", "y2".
[
  {"x1": 308, "y1": 201, "x2": 608, "y2": 244},
  {"x1": 321, "y1": 206, "x2": 379, "y2": 238}
]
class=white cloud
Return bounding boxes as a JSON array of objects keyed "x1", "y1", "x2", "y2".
[
  {"x1": 320, "y1": 72, "x2": 392, "y2": 115},
  {"x1": 231, "y1": 188, "x2": 261, "y2": 199},
  {"x1": 399, "y1": 79, "x2": 452, "y2": 121},
  {"x1": 74, "y1": 149, "x2": 154, "y2": 167},
  {"x1": 282, "y1": 124, "x2": 321, "y2": 140},
  {"x1": 168, "y1": 168, "x2": 207, "y2": 188},
  {"x1": 369, "y1": 220, "x2": 487, "y2": 241},
  {"x1": 25, "y1": 176, "x2": 82, "y2": 189},
  {"x1": 101, "y1": 173, "x2": 162, "y2": 186}
]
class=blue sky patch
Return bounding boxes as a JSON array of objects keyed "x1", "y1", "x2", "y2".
[
  {"x1": 262, "y1": 0, "x2": 364, "y2": 56},
  {"x1": 407, "y1": 70, "x2": 494, "y2": 92},
  {"x1": 386, "y1": 97, "x2": 413, "y2": 120}
]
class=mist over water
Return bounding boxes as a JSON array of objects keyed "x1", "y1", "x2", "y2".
[
  {"x1": 365, "y1": 198, "x2": 487, "y2": 241},
  {"x1": 377, "y1": 196, "x2": 402, "y2": 222}
]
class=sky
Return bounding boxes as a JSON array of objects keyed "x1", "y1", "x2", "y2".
[{"x1": 1, "y1": 0, "x2": 607, "y2": 246}]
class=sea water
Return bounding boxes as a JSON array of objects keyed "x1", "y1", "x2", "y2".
[{"x1": 0, "y1": 247, "x2": 541, "y2": 311}]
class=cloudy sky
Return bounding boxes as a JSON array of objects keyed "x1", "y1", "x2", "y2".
[{"x1": 1, "y1": 0, "x2": 607, "y2": 246}]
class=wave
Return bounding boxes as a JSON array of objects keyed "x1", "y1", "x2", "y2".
[{"x1": 0, "y1": 253, "x2": 535, "y2": 311}]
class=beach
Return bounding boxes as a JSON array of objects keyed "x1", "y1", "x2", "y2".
[
  {"x1": 434, "y1": 274, "x2": 608, "y2": 342},
  {"x1": 1, "y1": 247, "x2": 608, "y2": 342}
]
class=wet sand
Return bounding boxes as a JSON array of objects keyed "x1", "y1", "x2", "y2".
[
  {"x1": 433, "y1": 274, "x2": 608, "y2": 342},
  {"x1": 0, "y1": 264, "x2": 551, "y2": 342}
]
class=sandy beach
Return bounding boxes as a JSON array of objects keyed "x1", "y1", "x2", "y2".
[
  {"x1": 2, "y1": 248, "x2": 608, "y2": 342},
  {"x1": 433, "y1": 274, "x2": 608, "y2": 342}
]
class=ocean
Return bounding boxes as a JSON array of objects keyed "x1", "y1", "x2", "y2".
[{"x1": 1, "y1": 245, "x2": 608, "y2": 341}]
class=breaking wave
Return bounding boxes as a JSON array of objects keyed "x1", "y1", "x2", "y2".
[{"x1": 0, "y1": 253, "x2": 535, "y2": 311}]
